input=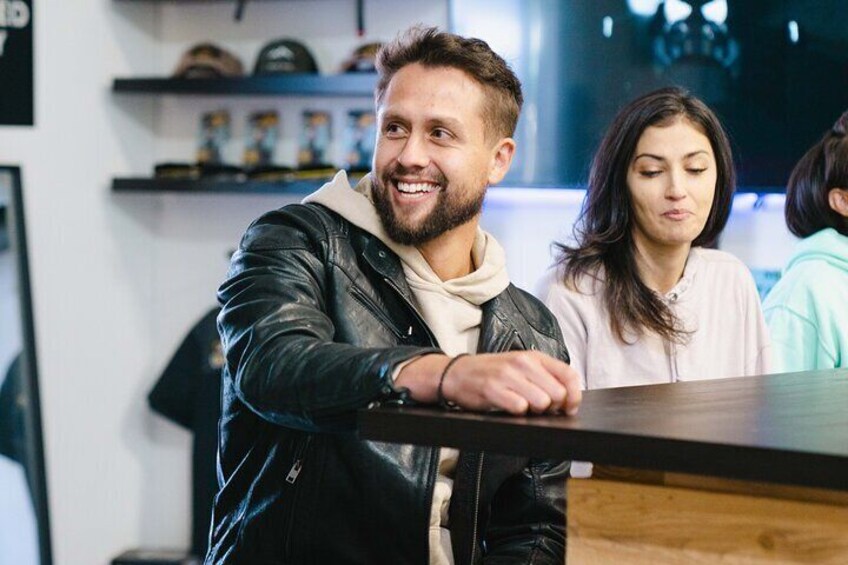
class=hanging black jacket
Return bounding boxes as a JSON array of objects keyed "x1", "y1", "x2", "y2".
[
  {"x1": 148, "y1": 307, "x2": 222, "y2": 559},
  {"x1": 207, "y1": 203, "x2": 572, "y2": 565}
]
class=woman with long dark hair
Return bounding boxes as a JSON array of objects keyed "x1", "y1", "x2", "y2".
[
  {"x1": 763, "y1": 111, "x2": 848, "y2": 372},
  {"x1": 537, "y1": 87, "x2": 771, "y2": 389}
]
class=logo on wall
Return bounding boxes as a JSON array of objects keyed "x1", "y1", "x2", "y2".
[{"x1": 0, "y1": 0, "x2": 33, "y2": 126}]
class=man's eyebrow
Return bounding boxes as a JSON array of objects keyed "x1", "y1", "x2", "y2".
[
  {"x1": 379, "y1": 110, "x2": 408, "y2": 124},
  {"x1": 379, "y1": 110, "x2": 465, "y2": 130},
  {"x1": 426, "y1": 116, "x2": 464, "y2": 130}
]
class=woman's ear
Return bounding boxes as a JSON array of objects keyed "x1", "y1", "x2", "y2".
[{"x1": 828, "y1": 188, "x2": 848, "y2": 218}]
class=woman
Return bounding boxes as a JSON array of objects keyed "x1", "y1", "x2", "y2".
[
  {"x1": 762, "y1": 112, "x2": 848, "y2": 372},
  {"x1": 538, "y1": 87, "x2": 771, "y2": 390}
]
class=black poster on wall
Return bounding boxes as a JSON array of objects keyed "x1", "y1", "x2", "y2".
[{"x1": 0, "y1": 0, "x2": 34, "y2": 126}]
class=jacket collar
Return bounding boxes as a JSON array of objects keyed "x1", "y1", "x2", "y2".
[
  {"x1": 362, "y1": 236, "x2": 410, "y2": 295},
  {"x1": 361, "y1": 234, "x2": 527, "y2": 353}
]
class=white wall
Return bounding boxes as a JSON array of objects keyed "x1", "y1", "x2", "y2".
[{"x1": 0, "y1": 2, "x2": 796, "y2": 564}]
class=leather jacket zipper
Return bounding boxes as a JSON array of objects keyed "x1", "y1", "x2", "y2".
[
  {"x1": 469, "y1": 453, "x2": 485, "y2": 564},
  {"x1": 284, "y1": 434, "x2": 312, "y2": 559},
  {"x1": 286, "y1": 434, "x2": 312, "y2": 484},
  {"x1": 349, "y1": 285, "x2": 406, "y2": 341},
  {"x1": 381, "y1": 277, "x2": 438, "y2": 346},
  {"x1": 377, "y1": 276, "x2": 444, "y2": 556},
  {"x1": 469, "y1": 329, "x2": 517, "y2": 562}
]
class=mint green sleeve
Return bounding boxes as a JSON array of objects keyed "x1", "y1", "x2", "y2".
[{"x1": 765, "y1": 306, "x2": 835, "y2": 373}]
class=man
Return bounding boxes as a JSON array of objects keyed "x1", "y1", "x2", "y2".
[{"x1": 206, "y1": 27, "x2": 582, "y2": 565}]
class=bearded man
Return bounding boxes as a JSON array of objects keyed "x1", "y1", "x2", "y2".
[{"x1": 207, "y1": 26, "x2": 582, "y2": 565}]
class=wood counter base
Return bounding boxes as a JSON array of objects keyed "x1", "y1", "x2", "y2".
[{"x1": 567, "y1": 466, "x2": 848, "y2": 564}]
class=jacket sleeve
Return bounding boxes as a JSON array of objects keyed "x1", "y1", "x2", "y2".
[
  {"x1": 482, "y1": 459, "x2": 569, "y2": 565},
  {"x1": 217, "y1": 206, "x2": 438, "y2": 432},
  {"x1": 765, "y1": 305, "x2": 833, "y2": 373},
  {"x1": 482, "y1": 306, "x2": 570, "y2": 564}
]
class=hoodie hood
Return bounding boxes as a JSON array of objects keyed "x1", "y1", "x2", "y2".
[
  {"x1": 302, "y1": 171, "x2": 509, "y2": 306},
  {"x1": 785, "y1": 228, "x2": 848, "y2": 274}
]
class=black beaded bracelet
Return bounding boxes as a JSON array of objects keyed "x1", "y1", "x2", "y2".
[{"x1": 437, "y1": 353, "x2": 469, "y2": 409}]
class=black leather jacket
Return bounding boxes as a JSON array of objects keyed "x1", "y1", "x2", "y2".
[{"x1": 207, "y1": 203, "x2": 572, "y2": 565}]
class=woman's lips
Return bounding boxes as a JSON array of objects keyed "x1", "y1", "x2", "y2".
[{"x1": 662, "y1": 209, "x2": 692, "y2": 221}]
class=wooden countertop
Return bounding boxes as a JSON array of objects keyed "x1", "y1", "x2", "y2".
[{"x1": 358, "y1": 369, "x2": 848, "y2": 490}]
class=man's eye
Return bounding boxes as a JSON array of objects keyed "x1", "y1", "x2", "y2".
[
  {"x1": 432, "y1": 128, "x2": 451, "y2": 139},
  {"x1": 384, "y1": 123, "x2": 404, "y2": 136}
]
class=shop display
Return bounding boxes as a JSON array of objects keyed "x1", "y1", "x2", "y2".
[
  {"x1": 253, "y1": 38, "x2": 318, "y2": 75},
  {"x1": 196, "y1": 109, "x2": 230, "y2": 165},
  {"x1": 343, "y1": 109, "x2": 376, "y2": 172},
  {"x1": 297, "y1": 109, "x2": 332, "y2": 168},
  {"x1": 243, "y1": 110, "x2": 279, "y2": 168},
  {"x1": 340, "y1": 41, "x2": 382, "y2": 73},
  {"x1": 172, "y1": 43, "x2": 244, "y2": 79},
  {"x1": 245, "y1": 164, "x2": 294, "y2": 182},
  {"x1": 153, "y1": 162, "x2": 200, "y2": 180}
]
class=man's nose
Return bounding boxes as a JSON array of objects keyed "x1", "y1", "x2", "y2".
[{"x1": 397, "y1": 135, "x2": 429, "y2": 169}]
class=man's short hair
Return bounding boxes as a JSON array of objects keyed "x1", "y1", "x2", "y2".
[{"x1": 375, "y1": 26, "x2": 523, "y2": 140}]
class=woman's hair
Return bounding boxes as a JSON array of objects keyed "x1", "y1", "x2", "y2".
[
  {"x1": 784, "y1": 111, "x2": 848, "y2": 238},
  {"x1": 555, "y1": 86, "x2": 735, "y2": 343}
]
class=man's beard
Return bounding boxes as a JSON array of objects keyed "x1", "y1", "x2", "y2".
[{"x1": 371, "y1": 166, "x2": 486, "y2": 246}]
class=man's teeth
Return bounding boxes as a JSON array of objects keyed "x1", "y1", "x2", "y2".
[{"x1": 397, "y1": 182, "x2": 437, "y2": 194}]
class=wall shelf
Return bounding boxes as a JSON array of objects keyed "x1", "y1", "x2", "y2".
[
  {"x1": 112, "y1": 74, "x2": 377, "y2": 96},
  {"x1": 112, "y1": 176, "x2": 336, "y2": 194},
  {"x1": 112, "y1": 177, "x2": 785, "y2": 197}
]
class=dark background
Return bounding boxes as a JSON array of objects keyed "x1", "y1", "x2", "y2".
[
  {"x1": 0, "y1": 0, "x2": 34, "y2": 126},
  {"x1": 487, "y1": 0, "x2": 848, "y2": 191}
]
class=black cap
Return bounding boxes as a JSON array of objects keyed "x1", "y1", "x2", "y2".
[{"x1": 254, "y1": 39, "x2": 318, "y2": 75}]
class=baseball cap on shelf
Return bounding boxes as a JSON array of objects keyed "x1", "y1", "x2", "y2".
[
  {"x1": 293, "y1": 162, "x2": 337, "y2": 180},
  {"x1": 254, "y1": 39, "x2": 318, "y2": 75},
  {"x1": 199, "y1": 163, "x2": 246, "y2": 181},
  {"x1": 173, "y1": 43, "x2": 245, "y2": 78},
  {"x1": 340, "y1": 42, "x2": 382, "y2": 73},
  {"x1": 154, "y1": 162, "x2": 200, "y2": 180},
  {"x1": 246, "y1": 164, "x2": 295, "y2": 182}
]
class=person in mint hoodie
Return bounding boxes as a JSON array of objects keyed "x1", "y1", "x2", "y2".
[{"x1": 763, "y1": 111, "x2": 848, "y2": 372}]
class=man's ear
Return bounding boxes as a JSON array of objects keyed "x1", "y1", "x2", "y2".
[
  {"x1": 828, "y1": 187, "x2": 848, "y2": 218},
  {"x1": 487, "y1": 137, "x2": 516, "y2": 186}
]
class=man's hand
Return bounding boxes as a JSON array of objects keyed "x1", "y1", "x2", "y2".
[{"x1": 396, "y1": 352, "x2": 582, "y2": 416}]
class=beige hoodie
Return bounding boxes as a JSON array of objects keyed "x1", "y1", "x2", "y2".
[{"x1": 303, "y1": 171, "x2": 509, "y2": 564}]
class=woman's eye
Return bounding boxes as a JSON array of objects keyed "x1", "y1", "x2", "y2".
[
  {"x1": 639, "y1": 170, "x2": 662, "y2": 178},
  {"x1": 687, "y1": 168, "x2": 707, "y2": 174}
]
